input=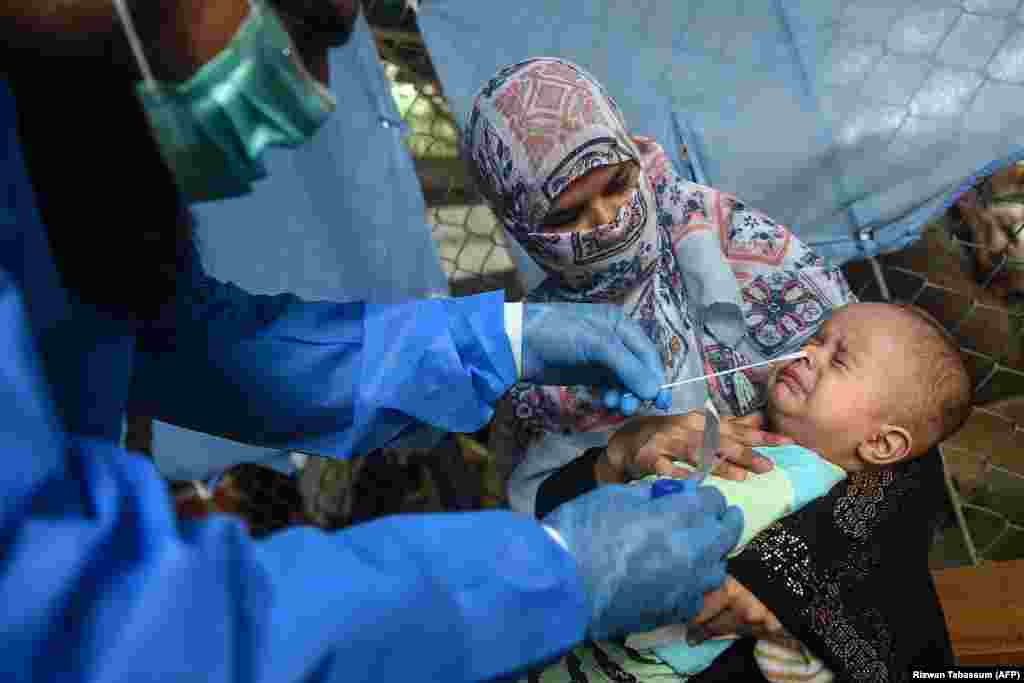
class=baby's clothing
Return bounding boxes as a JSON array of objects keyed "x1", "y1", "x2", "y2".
[
  {"x1": 521, "y1": 445, "x2": 845, "y2": 683},
  {"x1": 642, "y1": 444, "x2": 847, "y2": 559},
  {"x1": 633, "y1": 444, "x2": 845, "y2": 679},
  {"x1": 753, "y1": 640, "x2": 835, "y2": 683}
]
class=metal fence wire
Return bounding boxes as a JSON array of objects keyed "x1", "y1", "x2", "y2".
[
  {"x1": 377, "y1": 22, "x2": 1024, "y2": 568},
  {"x1": 375, "y1": 27, "x2": 522, "y2": 298},
  {"x1": 844, "y1": 220, "x2": 1024, "y2": 568}
]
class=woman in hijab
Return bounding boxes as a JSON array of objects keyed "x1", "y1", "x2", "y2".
[
  {"x1": 464, "y1": 57, "x2": 850, "y2": 510},
  {"x1": 465, "y1": 58, "x2": 955, "y2": 681}
]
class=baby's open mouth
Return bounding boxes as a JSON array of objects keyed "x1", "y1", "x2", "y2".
[{"x1": 777, "y1": 361, "x2": 807, "y2": 394}]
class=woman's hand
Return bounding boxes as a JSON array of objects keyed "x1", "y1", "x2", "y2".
[
  {"x1": 686, "y1": 576, "x2": 798, "y2": 649},
  {"x1": 597, "y1": 411, "x2": 792, "y2": 484}
]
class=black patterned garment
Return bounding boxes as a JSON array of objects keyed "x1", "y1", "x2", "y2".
[
  {"x1": 694, "y1": 449, "x2": 955, "y2": 683},
  {"x1": 533, "y1": 451, "x2": 954, "y2": 682}
]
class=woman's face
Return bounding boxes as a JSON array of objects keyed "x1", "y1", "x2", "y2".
[
  {"x1": 540, "y1": 161, "x2": 641, "y2": 233},
  {"x1": 957, "y1": 163, "x2": 1024, "y2": 301}
]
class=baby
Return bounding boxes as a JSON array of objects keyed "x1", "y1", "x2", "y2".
[
  {"x1": 642, "y1": 301, "x2": 972, "y2": 679},
  {"x1": 528, "y1": 301, "x2": 973, "y2": 683},
  {"x1": 764, "y1": 300, "x2": 972, "y2": 473}
]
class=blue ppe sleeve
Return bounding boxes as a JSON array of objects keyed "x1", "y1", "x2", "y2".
[
  {"x1": 147, "y1": 16, "x2": 451, "y2": 479},
  {"x1": 131, "y1": 260, "x2": 518, "y2": 462},
  {"x1": 0, "y1": 271, "x2": 586, "y2": 682}
]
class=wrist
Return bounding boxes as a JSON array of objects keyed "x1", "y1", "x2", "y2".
[
  {"x1": 600, "y1": 439, "x2": 629, "y2": 483},
  {"x1": 594, "y1": 448, "x2": 626, "y2": 484},
  {"x1": 503, "y1": 302, "x2": 524, "y2": 378}
]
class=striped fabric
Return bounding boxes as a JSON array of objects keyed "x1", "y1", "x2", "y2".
[{"x1": 753, "y1": 640, "x2": 834, "y2": 683}]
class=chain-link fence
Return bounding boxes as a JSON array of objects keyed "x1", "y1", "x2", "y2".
[
  {"x1": 376, "y1": 27, "x2": 523, "y2": 298},
  {"x1": 375, "y1": 19, "x2": 1024, "y2": 568}
]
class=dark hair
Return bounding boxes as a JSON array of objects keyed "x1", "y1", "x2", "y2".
[{"x1": 7, "y1": 58, "x2": 194, "y2": 322}]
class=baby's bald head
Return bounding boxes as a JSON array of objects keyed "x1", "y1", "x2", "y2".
[{"x1": 886, "y1": 304, "x2": 973, "y2": 457}]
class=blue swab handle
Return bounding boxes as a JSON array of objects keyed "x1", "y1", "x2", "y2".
[{"x1": 651, "y1": 478, "x2": 688, "y2": 499}]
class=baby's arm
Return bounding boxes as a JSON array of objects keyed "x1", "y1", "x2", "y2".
[
  {"x1": 624, "y1": 447, "x2": 845, "y2": 678},
  {"x1": 641, "y1": 445, "x2": 847, "y2": 555},
  {"x1": 641, "y1": 458, "x2": 798, "y2": 557}
]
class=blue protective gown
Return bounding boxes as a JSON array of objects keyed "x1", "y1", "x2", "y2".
[{"x1": 0, "y1": 81, "x2": 586, "y2": 681}]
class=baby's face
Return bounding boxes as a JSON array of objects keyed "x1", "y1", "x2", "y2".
[{"x1": 766, "y1": 304, "x2": 915, "y2": 465}]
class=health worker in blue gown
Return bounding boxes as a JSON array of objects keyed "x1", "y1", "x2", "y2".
[{"x1": 0, "y1": 2, "x2": 742, "y2": 681}]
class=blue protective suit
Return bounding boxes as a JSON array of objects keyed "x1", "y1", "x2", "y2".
[
  {"x1": 0, "y1": 80, "x2": 586, "y2": 681},
  {"x1": 151, "y1": 14, "x2": 451, "y2": 480}
]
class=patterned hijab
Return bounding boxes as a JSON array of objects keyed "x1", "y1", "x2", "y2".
[{"x1": 464, "y1": 58, "x2": 735, "y2": 405}]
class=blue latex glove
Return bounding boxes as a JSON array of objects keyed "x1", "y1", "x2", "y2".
[
  {"x1": 543, "y1": 483, "x2": 743, "y2": 641},
  {"x1": 603, "y1": 388, "x2": 673, "y2": 415},
  {"x1": 521, "y1": 303, "x2": 672, "y2": 413}
]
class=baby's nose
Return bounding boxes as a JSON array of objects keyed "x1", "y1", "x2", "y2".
[{"x1": 798, "y1": 345, "x2": 818, "y2": 367}]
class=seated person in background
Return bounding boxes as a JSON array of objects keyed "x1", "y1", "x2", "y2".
[
  {"x1": 870, "y1": 162, "x2": 1024, "y2": 371},
  {"x1": 953, "y1": 161, "x2": 1024, "y2": 303},
  {"x1": 529, "y1": 302, "x2": 972, "y2": 682}
]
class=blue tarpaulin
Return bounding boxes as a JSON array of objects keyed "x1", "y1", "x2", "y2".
[{"x1": 418, "y1": 0, "x2": 1024, "y2": 272}]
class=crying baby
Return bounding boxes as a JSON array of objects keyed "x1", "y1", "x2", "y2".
[
  {"x1": 632, "y1": 301, "x2": 973, "y2": 679},
  {"x1": 527, "y1": 302, "x2": 972, "y2": 683}
]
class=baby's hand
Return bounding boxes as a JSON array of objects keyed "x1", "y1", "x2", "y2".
[
  {"x1": 600, "y1": 411, "x2": 791, "y2": 484},
  {"x1": 687, "y1": 576, "x2": 792, "y2": 646}
]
